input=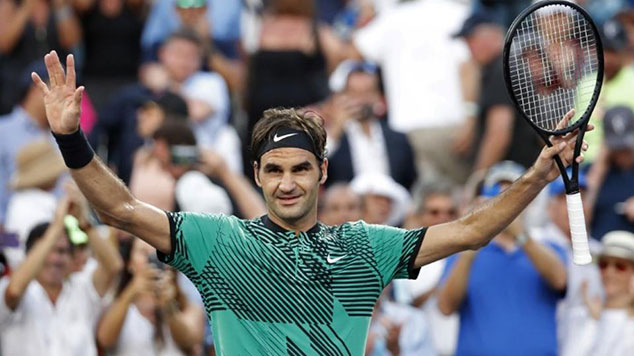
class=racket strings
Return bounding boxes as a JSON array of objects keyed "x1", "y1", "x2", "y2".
[{"x1": 508, "y1": 4, "x2": 599, "y2": 132}]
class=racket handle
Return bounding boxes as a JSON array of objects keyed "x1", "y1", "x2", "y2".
[{"x1": 566, "y1": 192, "x2": 592, "y2": 265}]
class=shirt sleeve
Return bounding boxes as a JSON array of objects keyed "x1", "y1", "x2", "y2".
[
  {"x1": 364, "y1": 223, "x2": 427, "y2": 286},
  {"x1": 157, "y1": 211, "x2": 230, "y2": 275}
]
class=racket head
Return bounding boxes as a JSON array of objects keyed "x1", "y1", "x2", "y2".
[{"x1": 503, "y1": 0, "x2": 604, "y2": 138}]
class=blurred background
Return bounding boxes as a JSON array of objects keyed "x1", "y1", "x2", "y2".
[{"x1": 1, "y1": 0, "x2": 634, "y2": 355}]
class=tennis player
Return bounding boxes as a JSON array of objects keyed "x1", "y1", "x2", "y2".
[{"x1": 33, "y1": 51, "x2": 590, "y2": 355}]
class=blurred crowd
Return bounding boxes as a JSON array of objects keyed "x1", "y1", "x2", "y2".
[{"x1": 1, "y1": 0, "x2": 634, "y2": 355}]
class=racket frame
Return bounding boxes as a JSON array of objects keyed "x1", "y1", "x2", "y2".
[{"x1": 502, "y1": 0, "x2": 604, "y2": 194}]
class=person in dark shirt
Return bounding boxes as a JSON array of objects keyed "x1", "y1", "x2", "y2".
[
  {"x1": 591, "y1": 106, "x2": 634, "y2": 239},
  {"x1": 454, "y1": 11, "x2": 542, "y2": 171}
]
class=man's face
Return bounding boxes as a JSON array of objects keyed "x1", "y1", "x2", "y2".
[
  {"x1": 344, "y1": 71, "x2": 383, "y2": 120},
  {"x1": 38, "y1": 234, "x2": 72, "y2": 287},
  {"x1": 136, "y1": 104, "x2": 165, "y2": 138},
  {"x1": 420, "y1": 193, "x2": 457, "y2": 226},
  {"x1": 609, "y1": 148, "x2": 634, "y2": 169},
  {"x1": 176, "y1": 6, "x2": 206, "y2": 27},
  {"x1": 159, "y1": 38, "x2": 202, "y2": 83},
  {"x1": 362, "y1": 194, "x2": 392, "y2": 225},
  {"x1": 255, "y1": 148, "x2": 327, "y2": 227},
  {"x1": 319, "y1": 187, "x2": 362, "y2": 225}
]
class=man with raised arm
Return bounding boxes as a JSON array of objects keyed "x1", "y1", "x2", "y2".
[{"x1": 32, "y1": 51, "x2": 590, "y2": 355}]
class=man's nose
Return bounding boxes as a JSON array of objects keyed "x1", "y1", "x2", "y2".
[{"x1": 279, "y1": 172, "x2": 296, "y2": 192}]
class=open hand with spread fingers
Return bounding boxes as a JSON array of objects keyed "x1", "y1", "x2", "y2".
[
  {"x1": 532, "y1": 109, "x2": 594, "y2": 183},
  {"x1": 31, "y1": 51, "x2": 84, "y2": 135}
]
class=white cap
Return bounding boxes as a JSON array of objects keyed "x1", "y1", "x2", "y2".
[
  {"x1": 350, "y1": 173, "x2": 411, "y2": 226},
  {"x1": 599, "y1": 230, "x2": 634, "y2": 262},
  {"x1": 175, "y1": 171, "x2": 232, "y2": 215}
]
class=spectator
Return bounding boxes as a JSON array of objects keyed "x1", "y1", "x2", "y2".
[
  {"x1": 0, "y1": 63, "x2": 52, "y2": 228},
  {"x1": 404, "y1": 182, "x2": 458, "y2": 230},
  {"x1": 326, "y1": 60, "x2": 417, "y2": 190},
  {"x1": 581, "y1": 231, "x2": 634, "y2": 356},
  {"x1": 453, "y1": 11, "x2": 542, "y2": 171},
  {"x1": 74, "y1": 0, "x2": 147, "y2": 113},
  {"x1": 4, "y1": 140, "x2": 67, "y2": 268},
  {"x1": 366, "y1": 285, "x2": 437, "y2": 356},
  {"x1": 0, "y1": 197, "x2": 123, "y2": 356},
  {"x1": 437, "y1": 162, "x2": 568, "y2": 356},
  {"x1": 585, "y1": 18, "x2": 634, "y2": 163},
  {"x1": 351, "y1": 0, "x2": 472, "y2": 186},
  {"x1": 90, "y1": 30, "x2": 237, "y2": 184},
  {"x1": 533, "y1": 172, "x2": 603, "y2": 356},
  {"x1": 97, "y1": 238, "x2": 205, "y2": 355},
  {"x1": 0, "y1": 0, "x2": 81, "y2": 114},
  {"x1": 350, "y1": 173, "x2": 410, "y2": 226},
  {"x1": 129, "y1": 92, "x2": 189, "y2": 211},
  {"x1": 318, "y1": 182, "x2": 362, "y2": 225},
  {"x1": 591, "y1": 106, "x2": 634, "y2": 239},
  {"x1": 245, "y1": 0, "x2": 348, "y2": 174},
  {"x1": 141, "y1": 0, "x2": 242, "y2": 60},
  {"x1": 472, "y1": 0, "x2": 531, "y2": 28}
]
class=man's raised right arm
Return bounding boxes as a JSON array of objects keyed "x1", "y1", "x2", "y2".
[{"x1": 32, "y1": 51, "x2": 171, "y2": 253}]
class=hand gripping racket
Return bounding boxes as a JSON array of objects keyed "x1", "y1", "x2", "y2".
[{"x1": 503, "y1": 1, "x2": 603, "y2": 265}]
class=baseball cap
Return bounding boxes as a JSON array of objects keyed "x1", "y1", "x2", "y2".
[
  {"x1": 480, "y1": 161, "x2": 525, "y2": 198},
  {"x1": 599, "y1": 18, "x2": 628, "y2": 51},
  {"x1": 599, "y1": 230, "x2": 634, "y2": 262},
  {"x1": 453, "y1": 11, "x2": 501, "y2": 38},
  {"x1": 548, "y1": 168, "x2": 588, "y2": 196},
  {"x1": 176, "y1": 0, "x2": 206, "y2": 8},
  {"x1": 603, "y1": 106, "x2": 634, "y2": 149}
]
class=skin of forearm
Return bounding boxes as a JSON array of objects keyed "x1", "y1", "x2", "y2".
[
  {"x1": 522, "y1": 239, "x2": 567, "y2": 291},
  {"x1": 458, "y1": 168, "x2": 546, "y2": 250},
  {"x1": 166, "y1": 302, "x2": 204, "y2": 350},
  {"x1": 437, "y1": 252, "x2": 476, "y2": 315},
  {"x1": 4, "y1": 221, "x2": 64, "y2": 309},
  {"x1": 87, "y1": 228, "x2": 123, "y2": 275},
  {"x1": 219, "y1": 170, "x2": 266, "y2": 219},
  {"x1": 97, "y1": 285, "x2": 136, "y2": 349},
  {"x1": 474, "y1": 131, "x2": 511, "y2": 171}
]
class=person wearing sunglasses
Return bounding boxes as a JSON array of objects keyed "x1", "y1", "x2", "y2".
[{"x1": 581, "y1": 230, "x2": 634, "y2": 356}]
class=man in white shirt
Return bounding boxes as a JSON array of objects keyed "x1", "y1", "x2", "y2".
[
  {"x1": 351, "y1": 0, "x2": 472, "y2": 186},
  {"x1": 0, "y1": 198, "x2": 123, "y2": 356}
]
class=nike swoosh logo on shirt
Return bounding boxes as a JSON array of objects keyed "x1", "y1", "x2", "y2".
[
  {"x1": 273, "y1": 133, "x2": 298, "y2": 142},
  {"x1": 326, "y1": 254, "x2": 347, "y2": 264}
]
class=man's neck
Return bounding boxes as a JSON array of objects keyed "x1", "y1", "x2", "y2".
[
  {"x1": 267, "y1": 211, "x2": 318, "y2": 233},
  {"x1": 605, "y1": 294, "x2": 633, "y2": 309}
]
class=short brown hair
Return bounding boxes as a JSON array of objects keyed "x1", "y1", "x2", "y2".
[{"x1": 250, "y1": 107, "x2": 327, "y2": 163}]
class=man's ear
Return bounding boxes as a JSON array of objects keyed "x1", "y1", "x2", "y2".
[
  {"x1": 253, "y1": 162, "x2": 262, "y2": 187},
  {"x1": 319, "y1": 158, "x2": 328, "y2": 184}
]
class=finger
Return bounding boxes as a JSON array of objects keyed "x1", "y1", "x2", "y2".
[
  {"x1": 50, "y1": 51, "x2": 66, "y2": 88},
  {"x1": 66, "y1": 54, "x2": 76, "y2": 88},
  {"x1": 586, "y1": 123, "x2": 595, "y2": 132},
  {"x1": 543, "y1": 141, "x2": 567, "y2": 159},
  {"x1": 576, "y1": 154, "x2": 585, "y2": 164},
  {"x1": 31, "y1": 72, "x2": 50, "y2": 95},
  {"x1": 44, "y1": 53, "x2": 58, "y2": 87},
  {"x1": 582, "y1": 140, "x2": 589, "y2": 151},
  {"x1": 74, "y1": 86, "x2": 84, "y2": 106},
  {"x1": 555, "y1": 108, "x2": 575, "y2": 131}
]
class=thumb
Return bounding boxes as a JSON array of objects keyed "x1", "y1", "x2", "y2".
[
  {"x1": 542, "y1": 141, "x2": 566, "y2": 160},
  {"x1": 74, "y1": 86, "x2": 84, "y2": 106}
]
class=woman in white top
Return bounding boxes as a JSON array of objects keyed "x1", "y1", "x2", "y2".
[
  {"x1": 97, "y1": 238, "x2": 205, "y2": 356},
  {"x1": 581, "y1": 231, "x2": 634, "y2": 356}
]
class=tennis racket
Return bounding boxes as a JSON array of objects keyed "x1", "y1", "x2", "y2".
[{"x1": 503, "y1": 0, "x2": 603, "y2": 265}]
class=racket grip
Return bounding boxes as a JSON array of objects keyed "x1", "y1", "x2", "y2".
[{"x1": 566, "y1": 192, "x2": 592, "y2": 265}]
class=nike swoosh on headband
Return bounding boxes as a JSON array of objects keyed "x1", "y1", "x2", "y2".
[{"x1": 273, "y1": 133, "x2": 298, "y2": 142}]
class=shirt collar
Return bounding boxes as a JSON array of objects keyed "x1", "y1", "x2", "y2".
[{"x1": 261, "y1": 215, "x2": 321, "y2": 235}]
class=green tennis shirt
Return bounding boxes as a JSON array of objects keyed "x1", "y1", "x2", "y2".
[{"x1": 157, "y1": 212, "x2": 426, "y2": 356}]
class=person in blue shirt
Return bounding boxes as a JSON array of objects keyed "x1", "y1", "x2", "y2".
[{"x1": 437, "y1": 161, "x2": 568, "y2": 356}]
